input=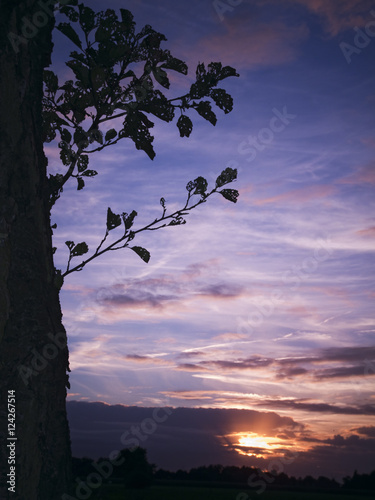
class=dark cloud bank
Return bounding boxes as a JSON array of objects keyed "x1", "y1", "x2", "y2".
[{"x1": 67, "y1": 401, "x2": 375, "y2": 480}]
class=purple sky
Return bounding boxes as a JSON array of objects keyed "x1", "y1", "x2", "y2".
[{"x1": 47, "y1": 0, "x2": 375, "y2": 479}]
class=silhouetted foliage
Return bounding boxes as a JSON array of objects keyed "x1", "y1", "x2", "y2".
[
  {"x1": 343, "y1": 469, "x2": 375, "y2": 490},
  {"x1": 72, "y1": 452, "x2": 374, "y2": 493},
  {"x1": 116, "y1": 447, "x2": 155, "y2": 489},
  {"x1": 42, "y1": 1, "x2": 240, "y2": 286},
  {"x1": 155, "y1": 463, "x2": 372, "y2": 492}
]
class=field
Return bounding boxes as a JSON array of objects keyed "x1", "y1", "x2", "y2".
[{"x1": 86, "y1": 483, "x2": 374, "y2": 500}]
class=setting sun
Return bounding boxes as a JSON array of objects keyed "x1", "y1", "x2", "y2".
[
  {"x1": 229, "y1": 432, "x2": 299, "y2": 459},
  {"x1": 238, "y1": 433, "x2": 272, "y2": 449}
]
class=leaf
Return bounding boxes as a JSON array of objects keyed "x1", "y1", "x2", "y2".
[
  {"x1": 44, "y1": 70, "x2": 58, "y2": 93},
  {"x1": 59, "y1": 5, "x2": 79, "y2": 22},
  {"x1": 196, "y1": 62, "x2": 206, "y2": 80},
  {"x1": 193, "y1": 176, "x2": 208, "y2": 195},
  {"x1": 210, "y1": 89, "x2": 234, "y2": 114},
  {"x1": 219, "y1": 65, "x2": 239, "y2": 80},
  {"x1": 153, "y1": 67, "x2": 169, "y2": 89},
  {"x1": 177, "y1": 115, "x2": 193, "y2": 138},
  {"x1": 73, "y1": 109, "x2": 86, "y2": 124},
  {"x1": 60, "y1": 128, "x2": 72, "y2": 143},
  {"x1": 119, "y1": 8, "x2": 135, "y2": 32},
  {"x1": 91, "y1": 129, "x2": 103, "y2": 144},
  {"x1": 207, "y1": 63, "x2": 239, "y2": 81},
  {"x1": 66, "y1": 60, "x2": 90, "y2": 86},
  {"x1": 123, "y1": 210, "x2": 137, "y2": 230},
  {"x1": 57, "y1": 22, "x2": 82, "y2": 48},
  {"x1": 161, "y1": 57, "x2": 188, "y2": 75},
  {"x1": 77, "y1": 177, "x2": 85, "y2": 190},
  {"x1": 219, "y1": 189, "x2": 239, "y2": 203},
  {"x1": 71, "y1": 242, "x2": 89, "y2": 257},
  {"x1": 59, "y1": 145, "x2": 74, "y2": 166},
  {"x1": 196, "y1": 101, "x2": 217, "y2": 126},
  {"x1": 190, "y1": 81, "x2": 207, "y2": 99},
  {"x1": 121, "y1": 111, "x2": 155, "y2": 160},
  {"x1": 65, "y1": 241, "x2": 75, "y2": 250},
  {"x1": 105, "y1": 129, "x2": 117, "y2": 141},
  {"x1": 77, "y1": 155, "x2": 89, "y2": 172},
  {"x1": 168, "y1": 217, "x2": 186, "y2": 226},
  {"x1": 131, "y1": 246, "x2": 150, "y2": 263},
  {"x1": 215, "y1": 167, "x2": 237, "y2": 188},
  {"x1": 95, "y1": 24, "x2": 111, "y2": 43},
  {"x1": 106, "y1": 207, "x2": 121, "y2": 231},
  {"x1": 137, "y1": 94, "x2": 174, "y2": 123},
  {"x1": 81, "y1": 169, "x2": 98, "y2": 177},
  {"x1": 78, "y1": 5, "x2": 96, "y2": 34},
  {"x1": 74, "y1": 129, "x2": 89, "y2": 148}
]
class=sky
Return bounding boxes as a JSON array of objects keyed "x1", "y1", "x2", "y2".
[{"x1": 47, "y1": 0, "x2": 375, "y2": 480}]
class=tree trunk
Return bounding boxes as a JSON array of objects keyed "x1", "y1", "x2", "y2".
[{"x1": 0, "y1": 2, "x2": 72, "y2": 499}]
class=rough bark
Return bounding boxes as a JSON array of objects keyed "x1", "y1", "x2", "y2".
[{"x1": 0, "y1": 1, "x2": 72, "y2": 499}]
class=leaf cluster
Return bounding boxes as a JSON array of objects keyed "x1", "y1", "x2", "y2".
[{"x1": 43, "y1": 2, "x2": 238, "y2": 206}]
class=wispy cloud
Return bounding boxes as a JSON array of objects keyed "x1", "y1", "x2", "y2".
[
  {"x1": 288, "y1": 0, "x2": 375, "y2": 36},
  {"x1": 252, "y1": 185, "x2": 336, "y2": 206},
  {"x1": 188, "y1": 17, "x2": 309, "y2": 70}
]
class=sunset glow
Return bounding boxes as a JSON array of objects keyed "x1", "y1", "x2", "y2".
[{"x1": 237, "y1": 433, "x2": 274, "y2": 450}]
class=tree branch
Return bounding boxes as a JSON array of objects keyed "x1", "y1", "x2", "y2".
[{"x1": 60, "y1": 185, "x2": 227, "y2": 279}]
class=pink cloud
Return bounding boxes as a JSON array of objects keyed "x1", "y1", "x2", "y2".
[
  {"x1": 252, "y1": 184, "x2": 335, "y2": 206},
  {"x1": 176, "y1": 363, "x2": 209, "y2": 372},
  {"x1": 213, "y1": 332, "x2": 248, "y2": 341},
  {"x1": 340, "y1": 164, "x2": 375, "y2": 185},
  {"x1": 183, "y1": 18, "x2": 309, "y2": 70},
  {"x1": 124, "y1": 354, "x2": 171, "y2": 366},
  {"x1": 356, "y1": 226, "x2": 375, "y2": 238},
  {"x1": 63, "y1": 283, "x2": 94, "y2": 295},
  {"x1": 161, "y1": 389, "x2": 227, "y2": 401},
  {"x1": 288, "y1": 0, "x2": 375, "y2": 36}
]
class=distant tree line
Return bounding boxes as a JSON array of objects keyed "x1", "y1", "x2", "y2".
[
  {"x1": 155, "y1": 464, "x2": 375, "y2": 492},
  {"x1": 72, "y1": 448, "x2": 375, "y2": 492},
  {"x1": 72, "y1": 447, "x2": 154, "y2": 489}
]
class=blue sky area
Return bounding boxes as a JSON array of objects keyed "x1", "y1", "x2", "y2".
[{"x1": 47, "y1": 0, "x2": 375, "y2": 478}]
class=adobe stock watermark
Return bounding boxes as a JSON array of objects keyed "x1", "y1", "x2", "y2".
[
  {"x1": 17, "y1": 331, "x2": 67, "y2": 386},
  {"x1": 213, "y1": 0, "x2": 243, "y2": 22},
  {"x1": 340, "y1": 10, "x2": 375, "y2": 64},
  {"x1": 237, "y1": 106, "x2": 296, "y2": 163},
  {"x1": 62, "y1": 405, "x2": 173, "y2": 500},
  {"x1": 7, "y1": 1, "x2": 72, "y2": 54}
]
